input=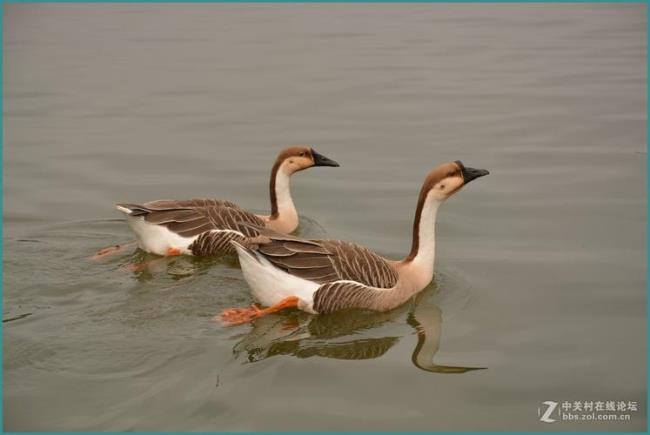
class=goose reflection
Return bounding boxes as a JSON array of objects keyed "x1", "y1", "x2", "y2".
[
  {"x1": 231, "y1": 289, "x2": 484, "y2": 373},
  {"x1": 406, "y1": 303, "x2": 484, "y2": 373}
]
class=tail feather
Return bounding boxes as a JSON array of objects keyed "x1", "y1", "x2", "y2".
[
  {"x1": 115, "y1": 203, "x2": 150, "y2": 217},
  {"x1": 230, "y1": 240, "x2": 262, "y2": 263}
]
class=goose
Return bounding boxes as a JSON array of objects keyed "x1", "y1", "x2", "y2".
[
  {"x1": 219, "y1": 160, "x2": 488, "y2": 325},
  {"x1": 92, "y1": 146, "x2": 339, "y2": 260}
]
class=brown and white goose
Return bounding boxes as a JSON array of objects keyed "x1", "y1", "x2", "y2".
[
  {"x1": 219, "y1": 160, "x2": 488, "y2": 325},
  {"x1": 95, "y1": 146, "x2": 338, "y2": 259}
]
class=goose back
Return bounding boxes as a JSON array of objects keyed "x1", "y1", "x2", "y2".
[
  {"x1": 118, "y1": 198, "x2": 266, "y2": 256},
  {"x1": 247, "y1": 228, "x2": 399, "y2": 289}
]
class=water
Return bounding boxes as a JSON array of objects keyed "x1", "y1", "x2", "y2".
[{"x1": 3, "y1": 4, "x2": 647, "y2": 431}]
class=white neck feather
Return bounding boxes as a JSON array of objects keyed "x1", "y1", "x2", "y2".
[
  {"x1": 414, "y1": 197, "x2": 440, "y2": 266},
  {"x1": 269, "y1": 164, "x2": 298, "y2": 233},
  {"x1": 400, "y1": 196, "x2": 441, "y2": 291}
]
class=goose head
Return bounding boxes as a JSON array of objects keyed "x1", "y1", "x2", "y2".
[
  {"x1": 276, "y1": 146, "x2": 339, "y2": 175},
  {"x1": 423, "y1": 160, "x2": 489, "y2": 202},
  {"x1": 402, "y1": 160, "x2": 489, "y2": 278}
]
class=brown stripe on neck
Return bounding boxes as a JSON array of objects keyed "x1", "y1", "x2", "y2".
[
  {"x1": 269, "y1": 159, "x2": 282, "y2": 219},
  {"x1": 404, "y1": 182, "x2": 430, "y2": 262},
  {"x1": 404, "y1": 165, "x2": 452, "y2": 262}
]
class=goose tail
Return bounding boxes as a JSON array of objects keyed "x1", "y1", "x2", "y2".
[
  {"x1": 115, "y1": 203, "x2": 150, "y2": 217},
  {"x1": 230, "y1": 240, "x2": 262, "y2": 263}
]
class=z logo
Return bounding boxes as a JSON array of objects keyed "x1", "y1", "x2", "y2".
[{"x1": 539, "y1": 401, "x2": 558, "y2": 423}]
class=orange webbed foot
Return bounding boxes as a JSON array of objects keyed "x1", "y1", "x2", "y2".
[
  {"x1": 216, "y1": 296, "x2": 300, "y2": 326},
  {"x1": 216, "y1": 304, "x2": 263, "y2": 326},
  {"x1": 166, "y1": 248, "x2": 182, "y2": 256},
  {"x1": 90, "y1": 242, "x2": 136, "y2": 261},
  {"x1": 122, "y1": 247, "x2": 183, "y2": 272},
  {"x1": 122, "y1": 262, "x2": 153, "y2": 272}
]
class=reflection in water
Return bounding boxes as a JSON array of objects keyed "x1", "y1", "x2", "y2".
[
  {"x1": 126, "y1": 253, "x2": 241, "y2": 282},
  {"x1": 231, "y1": 288, "x2": 485, "y2": 373},
  {"x1": 407, "y1": 304, "x2": 484, "y2": 374}
]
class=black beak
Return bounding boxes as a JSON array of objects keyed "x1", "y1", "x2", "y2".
[
  {"x1": 312, "y1": 150, "x2": 340, "y2": 167},
  {"x1": 456, "y1": 160, "x2": 489, "y2": 184}
]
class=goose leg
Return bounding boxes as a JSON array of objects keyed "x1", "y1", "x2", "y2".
[
  {"x1": 90, "y1": 241, "x2": 137, "y2": 261},
  {"x1": 217, "y1": 296, "x2": 300, "y2": 326},
  {"x1": 124, "y1": 248, "x2": 182, "y2": 272}
]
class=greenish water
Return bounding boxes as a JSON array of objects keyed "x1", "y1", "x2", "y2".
[{"x1": 3, "y1": 4, "x2": 647, "y2": 431}]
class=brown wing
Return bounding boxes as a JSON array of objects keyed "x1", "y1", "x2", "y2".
[
  {"x1": 312, "y1": 281, "x2": 389, "y2": 314},
  {"x1": 143, "y1": 198, "x2": 240, "y2": 210},
  {"x1": 249, "y1": 228, "x2": 398, "y2": 289},
  {"x1": 188, "y1": 230, "x2": 248, "y2": 256},
  {"x1": 319, "y1": 240, "x2": 399, "y2": 289},
  {"x1": 119, "y1": 198, "x2": 266, "y2": 238}
]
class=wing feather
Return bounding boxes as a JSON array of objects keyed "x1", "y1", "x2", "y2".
[
  {"x1": 246, "y1": 231, "x2": 398, "y2": 289},
  {"x1": 189, "y1": 230, "x2": 247, "y2": 256},
  {"x1": 125, "y1": 198, "x2": 266, "y2": 238},
  {"x1": 283, "y1": 242, "x2": 332, "y2": 255},
  {"x1": 270, "y1": 254, "x2": 333, "y2": 270},
  {"x1": 313, "y1": 281, "x2": 385, "y2": 314},
  {"x1": 258, "y1": 244, "x2": 295, "y2": 257},
  {"x1": 144, "y1": 209, "x2": 201, "y2": 225}
]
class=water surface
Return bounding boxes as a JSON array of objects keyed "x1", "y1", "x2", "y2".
[{"x1": 3, "y1": 4, "x2": 647, "y2": 431}]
